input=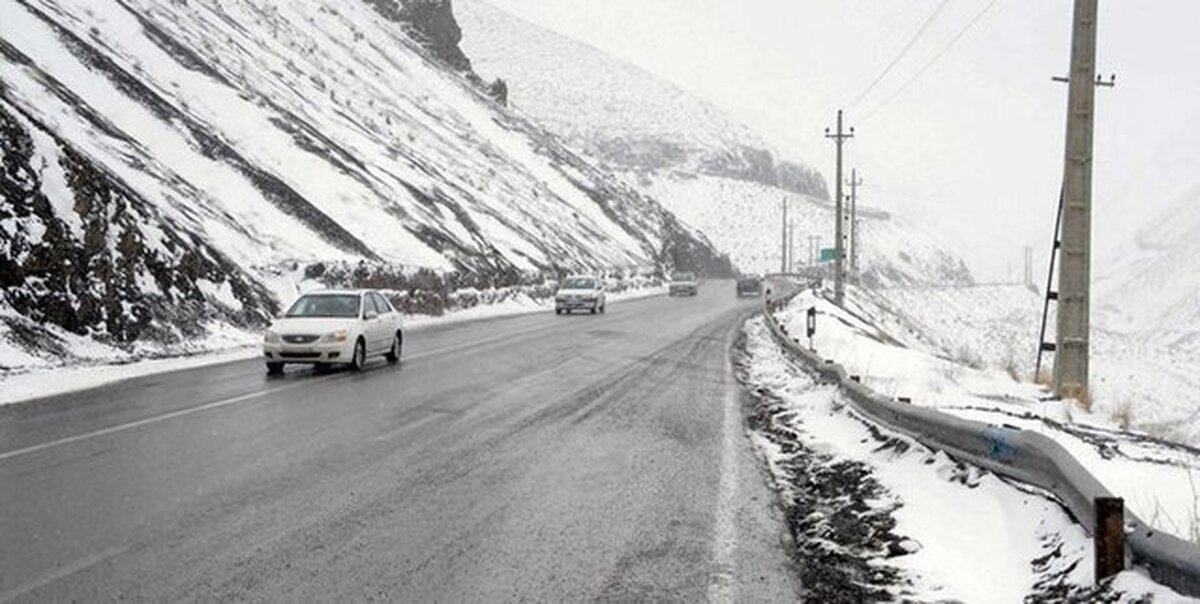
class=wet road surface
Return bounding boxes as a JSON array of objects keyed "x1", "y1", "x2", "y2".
[{"x1": 0, "y1": 283, "x2": 798, "y2": 602}]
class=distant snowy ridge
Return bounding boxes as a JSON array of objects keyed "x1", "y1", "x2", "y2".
[
  {"x1": 457, "y1": 0, "x2": 972, "y2": 286},
  {"x1": 0, "y1": 0, "x2": 730, "y2": 370},
  {"x1": 1096, "y1": 186, "x2": 1200, "y2": 351},
  {"x1": 636, "y1": 172, "x2": 972, "y2": 285},
  {"x1": 456, "y1": 0, "x2": 829, "y2": 201}
]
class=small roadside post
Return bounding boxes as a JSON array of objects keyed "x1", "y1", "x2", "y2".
[
  {"x1": 1094, "y1": 497, "x2": 1125, "y2": 583},
  {"x1": 806, "y1": 306, "x2": 817, "y2": 351}
]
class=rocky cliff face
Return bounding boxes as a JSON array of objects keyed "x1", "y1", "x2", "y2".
[
  {"x1": 363, "y1": 0, "x2": 473, "y2": 72},
  {"x1": 0, "y1": 99, "x2": 276, "y2": 360}
]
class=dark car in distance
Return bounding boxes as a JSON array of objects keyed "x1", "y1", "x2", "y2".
[{"x1": 736, "y1": 276, "x2": 763, "y2": 298}]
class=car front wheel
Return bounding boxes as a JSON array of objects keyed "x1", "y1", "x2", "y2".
[
  {"x1": 350, "y1": 338, "x2": 367, "y2": 372},
  {"x1": 266, "y1": 362, "x2": 284, "y2": 376},
  {"x1": 386, "y1": 332, "x2": 402, "y2": 364}
]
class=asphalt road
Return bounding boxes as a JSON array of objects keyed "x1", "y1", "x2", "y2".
[{"x1": 0, "y1": 283, "x2": 799, "y2": 602}]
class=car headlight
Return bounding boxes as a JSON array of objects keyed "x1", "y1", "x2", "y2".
[
  {"x1": 263, "y1": 330, "x2": 281, "y2": 344},
  {"x1": 322, "y1": 330, "x2": 349, "y2": 343}
]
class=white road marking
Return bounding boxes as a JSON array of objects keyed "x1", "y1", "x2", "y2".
[
  {"x1": 0, "y1": 379, "x2": 326, "y2": 463},
  {"x1": 0, "y1": 545, "x2": 128, "y2": 602},
  {"x1": 708, "y1": 328, "x2": 742, "y2": 604}
]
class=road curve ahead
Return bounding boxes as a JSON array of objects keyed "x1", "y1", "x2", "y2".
[{"x1": 0, "y1": 283, "x2": 798, "y2": 602}]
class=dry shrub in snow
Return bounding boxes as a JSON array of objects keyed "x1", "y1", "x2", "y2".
[
  {"x1": 951, "y1": 344, "x2": 984, "y2": 370},
  {"x1": 1111, "y1": 400, "x2": 1135, "y2": 430}
]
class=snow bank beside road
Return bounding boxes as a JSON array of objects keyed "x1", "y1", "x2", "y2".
[
  {"x1": 866, "y1": 284, "x2": 1200, "y2": 446},
  {"x1": 776, "y1": 288, "x2": 1200, "y2": 547},
  {"x1": 738, "y1": 318, "x2": 1103, "y2": 602}
]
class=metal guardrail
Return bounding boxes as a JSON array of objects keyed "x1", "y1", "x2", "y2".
[{"x1": 760, "y1": 290, "x2": 1200, "y2": 597}]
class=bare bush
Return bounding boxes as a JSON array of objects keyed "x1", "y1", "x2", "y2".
[
  {"x1": 1111, "y1": 400, "x2": 1135, "y2": 430},
  {"x1": 952, "y1": 344, "x2": 984, "y2": 370}
]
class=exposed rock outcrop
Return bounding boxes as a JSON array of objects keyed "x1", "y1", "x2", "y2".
[
  {"x1": 363, "y1": 0, "x2": 473, "y2": 72},
  {"x1": 0, "y1": 101, "x2": 276, "y2": 353}
]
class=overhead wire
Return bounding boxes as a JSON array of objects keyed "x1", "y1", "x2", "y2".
[
  {"x1": 858, "y1": 0, "x2": 1002, "y2": 124},
  {"x1": 846, "y1": 0, "x2": 953, "y2": 110}
]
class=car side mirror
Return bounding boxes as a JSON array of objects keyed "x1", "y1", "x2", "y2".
[{"x1": 364, "y1": 309, "x2": 378, "y2": 320}]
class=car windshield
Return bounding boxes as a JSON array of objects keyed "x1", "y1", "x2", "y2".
[
  {"x1": 285, "y1": 294, "x2": 361, "y2": 318},
  {"x1": 671, "y1": 272, "x2": 695, "y2": 282},
  {"x1": 561, "y1": 278, "x2": 596, "y2": 289}
]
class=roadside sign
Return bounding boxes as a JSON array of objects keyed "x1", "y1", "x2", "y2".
[{"x1": 819, "y1": 248, "x2": 838, "y2": 263}]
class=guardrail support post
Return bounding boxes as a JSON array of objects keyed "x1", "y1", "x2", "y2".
[{"x1": 1094, "y1": 497, "x2": 1125, "y2": 582}]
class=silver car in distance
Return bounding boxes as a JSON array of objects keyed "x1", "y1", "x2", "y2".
[{"x1": 555, "y1": 275, "x2": 607, "y2": 315}]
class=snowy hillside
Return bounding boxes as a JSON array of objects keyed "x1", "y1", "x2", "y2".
[
  {"x1": 457, "y1": 1, "x2": 973, "y2": 287},
  {"x1": 1096, "y1": 186, "x2": 1200, "y2": 351},
  {"x1": 853, "y1": 283, "x2": 1200, "y2": 447},
  {"x1": 774, "y1": 288, "x2": 1200, "y2": 553},
  {"x1": 456, "y1": 0, "x2": 828, "y2": 200},
  {"x1": 637, "y1": 173, "x2": 972, "y2": 285},
  {"x1": 0, "y1": 0, "x2": 729, "y2": 370}
]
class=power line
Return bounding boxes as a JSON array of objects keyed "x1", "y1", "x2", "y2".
[
  {"x1": 847, "y1": 0, "x2": 953, "y2": 110},
  {"x1": 859, "y1": 0, "x2": 1001, "y2": 124}
]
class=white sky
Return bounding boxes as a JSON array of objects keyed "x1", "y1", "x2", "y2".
[{"x1": 478, "y1": 0, "x2": 1200, "y2": 281}]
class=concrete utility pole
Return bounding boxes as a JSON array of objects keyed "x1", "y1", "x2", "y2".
[
  {"x1": 1053, "y1": 0, "x2": 1107, "y2": 400},
  {"x1": 1024, "y1": 246, "x2": 1034, "y2": 288},
  {"x1": 780, "y1": 197, "x2": 788, "y2": 274},
  {"x1": 825, "y1": 110, "x2": 854, "y2": 305},
  {"x1": 788, "y1": 221, "x2": 796, "y2": 273},
  {"x1": 808, "y1": 235, "x2": 821, "y2": 266},
  {"x1": 847, "y1": 169, "x2": 864, "y2": 276}
]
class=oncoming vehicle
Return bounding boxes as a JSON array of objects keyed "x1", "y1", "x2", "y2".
[
  {"x1": 555, "y1": 275, "x2": 607, "y2": 315},
  {"x1": 668, "y1": 271, "x2": 699, "y2": 297},
  {"x1": 736, "y1": 275, "x2": 764, "y2": 298},
  {"x1": 262, "y1": 290, "x2": 403, "y2": 375}
]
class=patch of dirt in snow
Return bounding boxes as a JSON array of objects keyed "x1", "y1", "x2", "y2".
[
  {"x1": 734, "y1": 317, "x2": 1116, "y2": 603},
  {"x1": 736, "y1": 351, "x2": 906, "y2": 600}
]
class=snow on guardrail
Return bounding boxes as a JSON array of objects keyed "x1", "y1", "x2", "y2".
[{"x1": 759, "y1": 279, "x2": 1200, "y2": 597}]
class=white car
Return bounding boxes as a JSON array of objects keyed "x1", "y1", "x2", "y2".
[
  {"x1": 555, "y1": 275, "x2": 607, "y2": 315},
  {"x1": 262, "y1": 289, "x2": 403, "y2": 375},
  {"x1": 668, "y1": 271, "x2": 699, "y2": 297}
]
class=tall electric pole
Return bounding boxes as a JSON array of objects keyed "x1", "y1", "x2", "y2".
[
  {"x1": 788, "y1": 221, "x2": 796, "y2": 273},
  {"x1": 1024, "y1": 246, "x2": 1034, "y2": 288},
  {"x1": 780, "y1": 197, "x2": 788, "y2": 274},
  {"x1": 1053, "y1": 0, "x2": 1106, "y2": 400},
  {"x1": 847, "y1": 169, "x2": 864, "y2": 276},
  {"x1": 825, "y1": 110, "x2": 854, "y2": 305}
]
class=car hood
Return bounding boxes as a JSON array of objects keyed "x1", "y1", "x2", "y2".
[
  {"x1": 670, "y1": 281, "x2": 698, "y2": 287},
  {"x1": 269, "y1": 317, "x2": 358, "y2": 335},
  {"x1": 556, "y1": 288, "x2": 599, "y2": 297}
]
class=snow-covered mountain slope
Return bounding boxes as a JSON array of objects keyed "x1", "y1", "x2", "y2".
[
  {"x1": 0, "y1": 0, "x2": 730, "y2": 368},
  {"x1": 457, "y1": 1, "x2": 970, "y2": 287},
  {"x1": 456, "y1": 0, "x2": 828, "y2": 200},
  {"x1": 1096, "y1": 186, "x2": 1200, "y2": 350},
  {"x1": 775, "y1": 287, "x2": 1200, "y2": 550},
  {"x1": 849, "y1": 282, "x2": 1200, "y2": 446},
  {"x1": 637, "y1": 173, "x2": 972, "y2": 286}
]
